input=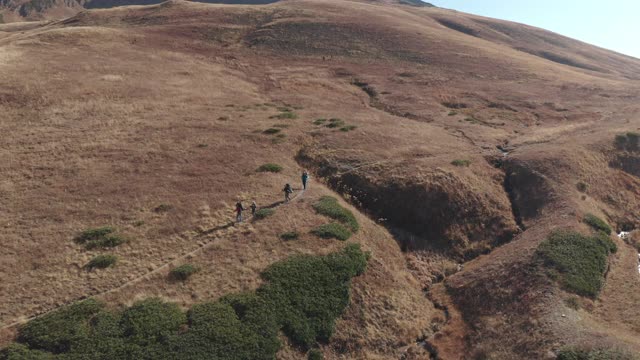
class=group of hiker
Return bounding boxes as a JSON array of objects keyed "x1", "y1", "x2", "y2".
[{"x1": 234, "y1": 170, "x2": 310, "y2": 223}]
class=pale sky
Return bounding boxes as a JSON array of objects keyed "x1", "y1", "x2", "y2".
[{"x1": 432, "y1": 1, "x2": 640, "y2": 59}]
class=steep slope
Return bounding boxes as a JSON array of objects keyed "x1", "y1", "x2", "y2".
[{"x1": 1, "y1": 0, "x2": 640, "y2": 359}]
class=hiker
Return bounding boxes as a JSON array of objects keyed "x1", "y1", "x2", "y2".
[
  {"x1": 283, "y1": 183, "x2": 293, "y2": 202},
  {"x1": 250, "y1": 201, "x2": 257, "y2": 216},
  {"x1": 235, "y1": 201, "x2": 245, "y2": 223},
  {"x1": 301, "y1": 170, "x2": 309, "y2": 190}
]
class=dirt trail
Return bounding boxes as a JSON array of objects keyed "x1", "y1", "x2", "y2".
[{"x1": 0, "y1": 189, "x2": 306, "y2": 332}]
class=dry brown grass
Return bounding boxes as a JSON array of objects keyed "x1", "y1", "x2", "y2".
[{"x1": 1, "y1": 0, "x2": 640, "y2": 357}]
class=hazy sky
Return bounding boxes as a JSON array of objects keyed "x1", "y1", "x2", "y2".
[{"x1": 432, "y1": 0, "x2": 640, "y2": 59}]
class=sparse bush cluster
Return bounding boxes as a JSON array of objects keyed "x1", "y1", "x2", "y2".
[
  {"x1": 257, "y1": 163, "x2": 283, "y2": 173},
  {"x1": 583, "y1": 213, "x2": 613, "y2": 235},
  {"x1": 2, "y1": 245, "x2": 369, "y2": 359},
  {"x1": 169, "y1": 264, "x2": 199, "y2": 281},
  {"x1": 557, "y1": 347, "x2": 638, "y2": 360},
  {"x1": 451, "y1": 159, "x2": 471, "y2": 167},
  {"x1": 312, "y1": 196, "x2": 359, "y2": 232},
  {"x1": 254, "y1": 208, "x2": 275, "y2": 220},
  {"x1": 313, "y1": 118, "x2": 357, "y2": 132},
  {"x1": 614, "y1": 132, "x2": 640, "y2": 151},
  {"x1": 74, "y1": 227, "x2": 126, "y2": 250},
  {"x1": 280, "y1": 231, "x2": 300, "y2": 241},
  {"x1": 87, "y1": 254, "x2": 118, "y2": 269},
  {"x1": 312, "y1": 223, "x2": 352, "y2": 241},
  {"x1": 537, "y1": 230, "x2": 616, "y2": 298}
]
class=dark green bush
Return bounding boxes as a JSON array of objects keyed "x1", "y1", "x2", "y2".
[
  {"x1": 17, "y1": 299, "x2": 104, "y2": 353},
  {"x1": 614, "y1": 132, "x2": 640, "y2": 151},
  {"x1": 5, "y1": 245, "x2": 369, "y2": 358},
  {"x1": 312, "y1": 223, "x2": 352, "y2": 241},
  {"x1": 313, "y1": 119, "x2": 327, "y2": 125},
  {"x1": 120, "y1": 298, "x2": 187, "y2": 346},
  {"x1": 259, "y1": 243, "x2": 368, "y2": 348},
  {"x1": 325, "y1": 119, "x2": 345, "y2": 128},
  {"x1": 537, "y1": 230, "x2": 616, "y2": 297},
  {"x1": 576, "y1": 182, "x2": 588, "y2": 193},
  {"x1": 451, "y1": 159, "x2": 471, "y2": 167},
  {"x1": 583, "y1": 213, "x2": 612, "y2": 234},
  {"x1": 280, "y1": 231, "x2": 299, "y2": 241},
  {"x1": 262, "y1": 128, "x2": 281, "y2": 135},
  {"x1": 75, "y1": 226, "x2": 126, "y2": 250},
  {"x1": 257, "y1": 163, "x2": 283, "y2": 173},
  {"x1": 271, "y1": 111, "x2": 298, "y2": 120},
  {"x1": 169, "y1": 264, "x2": 199, "y2": 281},
  {"x1": 87, "y1": 255, "x2": 117, "y2": 269},
  {"x1": 339, "y1": 125, "x2": 357, "y2": 132},
  {"x1": 254, "y1": 208, "x2": 275, "y2": 220},
  {"x1": 312, "y1": 196, "x2": 359, "y2": 232},
  {"x1": 557, "y1": 347, "x2": 638, "y2": 360},
  {"x1": 308, "y1": 349, "x2": 324, "y2": 360},
  {"x1": 75, "y1": 227, "x2": 115, "y2": 244}
]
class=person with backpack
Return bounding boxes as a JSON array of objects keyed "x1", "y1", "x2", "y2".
[
  {"x1": 283, "y1": 184, "x2": 293, "y2": 202},
  {"x1": 301, "y1": 170, "x2": 309, "y2": 190},
  {"x1": 235, "y1": 201, "x2": 245, "y2": 223}
]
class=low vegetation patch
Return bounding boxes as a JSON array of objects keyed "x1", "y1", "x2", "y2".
[
  {"x1": 340, "y1": 125, "x2": 357, "y2": 132},
  {"x1": 537, "y1": 230, "x2": 616, "y2": 297},
  {"x1": 313, "y1": 118, "x2": 327, "y2": 125},
  {"x1": 4, "y1": 245, "x2": 368, "y2": 358},
  {"x1": 170, "y1": 264, "x2": 199, "y2": 281},
  {"x1": 614, "y1": 132, "x2": 640, "y2": 151},
  {"x1": 154, "y1": 204, "x2": 173, "y2": 213},
  {"x1": 308, "y1": 349, "x2": 324, "y2": 360},
  {"x1": 583, "y1": 213, "x2": 612, "y2": 235},
  {"x1": 312, "y1": 196, "x2": 359, "y2": 232},
  {"x1": 280, "y1": 231, "x2": 300, "y2": 241},
  {"x1": 325, "y1": 118, "x2": 345, "y2": 128},
  {"x1": 441, "y1": 101, "x2": 467, "y2": 109},
  {"x1": 263, "y1": 127, "x2": 282, "y2": 135},
  {"x1": 254, "y1": 208, "x2": 275, "y2": 220},
  {"x1": 451, "y1": 159, "x2": 471, "y2": 167},
  {"x1": 576, "y1": 181, "x2": 588, "y2": 193},
  {"x1": 74, "y1": 227, "x2": 126, "y2": 250},
  {"x1": 257, "y1": 163, "x2": 283, "y2": 173},
  {"x1": 271, "y1": 111, "x2": 298, "y2": 120},
  {"x1": 557, "y1": 347, "x2": 638, "y2": 360},
  {"x1": 312, "y1": 223, "x2": 352, "y2": 241},
  {"x1": 87, "y1": 254, "x2": 117, "y2": 269}
]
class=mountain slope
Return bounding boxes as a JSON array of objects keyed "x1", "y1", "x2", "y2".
[{"x1": 1, "y1": 1, "x2": 640, "y2": 359}]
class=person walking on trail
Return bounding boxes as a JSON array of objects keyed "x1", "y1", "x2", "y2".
[
  {"x1": 250, "y1": 201, "x2": 257, "y2": 216},
  {"x1": 235, "y1": 201, "x2": 245, "y2": 223},
  {"x1": 301, "y1": 170, "x2": 309, "y2": 190},
  {"x1": 283, "y1": 183, "x2": 293, "y2": 202}
]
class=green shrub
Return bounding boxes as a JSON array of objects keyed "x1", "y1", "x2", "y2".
[
  {"x1": 537, "y1": 230, "x2": 616, "y2": 297},
  {"x1": 448, "y1": 110, "x2": 457, "y2": 116},
  {"x1": 576, "y1": 182, "x2": 588, "y2": 193},
  {"x1": 75, "y1": 227, "x2": 115, "y2": 244},
  {"x1": 280, "y1": 231, "x2": 300, "y2": 241},
  {"x1": 557, "y1": 347, "x2": 638, "y2": 360},
  {"x1": 308, "y1": 349, "x2": 324, "y2": 360},
  {"x1": 262, "y1": 128, "x2": 281, "y2": 135},
  {"x1": 313, "y1": 119, "x2": 327, "y2": 125},
  {"x1": 120, "y1": 298, "x2": 186, "y2": 346},
  {"x1": 271, "y1": 111, "x2": 298, "y2": 120},
  {"x1": 614, "y1": 132, "x2": 640, "y2": 151},
  {"x1": 312, "y1": 223, "x2": 352, "y2": 241},
  {"x1": 169, "y1": 264, "x2": 199, "y2": 281},
  {"x1": 339, "y1": 125, "x2": 357, "y2": 132},
  {"x1": 583, "y1": 213, "x2": 612, "y2": 234},
  {"x1": 451, "y1": 159, "x2": 471, "y2": 167},
  {"x1": 85, "y1": 234, "x2": 126, "y2": 250},
  {"x1": 87, "y1": 255, "x2": 118, "y2": 269},
  {"x1": 312, "y1": 196, "x2": 359, "y2": 232},
  {"x1": 325, "y1": 119, "x2": 345, "y2": 128},
  {"x1": 259, "y1": 243, "x2": 368, "y2": 348},
  {"x1": 17, "y1": 299, "x2": 104, "y2": 353},
  {"x1": 254, "y1": 208, "x2": 275, "y2": 220},
  {"x1": 6, "y1": 246, "x2": 369, "y2": 358},
  {"x1": 257, "y1": 163, "x2": 283, "y2": 173}
]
